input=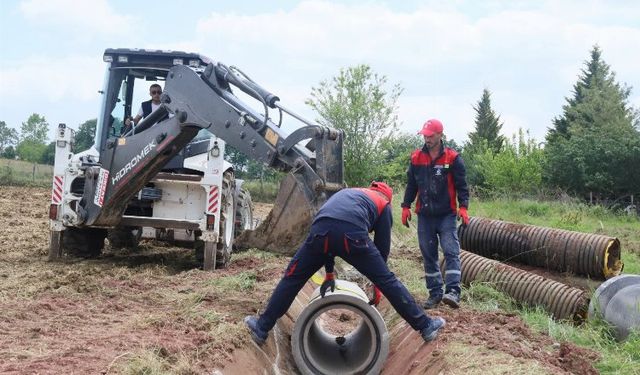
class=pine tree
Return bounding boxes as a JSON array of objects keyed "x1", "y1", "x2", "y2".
[
  {"x1": 544, "y1": 45, "x2": 640, "y2": 198},
  {"x1": 467, "y1": 88, "x2": 505, "y2": 154}
]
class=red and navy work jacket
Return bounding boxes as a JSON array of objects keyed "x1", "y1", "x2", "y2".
[
  {"x1": 402, "y1": 142, "x2": 469, "y2": 217},
  {"x1": 313, "y1": 188, "x2": 392, "y2": 261}
]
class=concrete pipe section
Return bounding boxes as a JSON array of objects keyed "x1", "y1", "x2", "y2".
[
  {"x1": 588, "y1": 274, "x2": 640, "y2": 340},
  {"x1": 291, "y1": 279, "x2": 390, "y2": 375}
]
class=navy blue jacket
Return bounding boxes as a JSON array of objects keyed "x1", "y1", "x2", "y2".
[
  {"x1": 314, "y1": 188, "x2": 392, "y2": 262},
  {"x1": 402, "y1": 142, "x2": 469, "y2": 217}
]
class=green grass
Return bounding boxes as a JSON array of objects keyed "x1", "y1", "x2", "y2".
[
  {"x1": 0, "y1": 158, "x2": 53, "y2": 186},
  {"x1": 242, "y1": 179, "x2": 280, "y2": 202},
  {"x1": 207, "y1": 271, "x2": 257, "y2": 292},
  {"x1": 520, "y1": 306, "x2": 640, "y2": 375},
  {"x1": 390, "y1": 195, "x2": 640, "y2": 374},
  {"x1": 472, "y1": 197, "x2": 640, "y2": 256}
]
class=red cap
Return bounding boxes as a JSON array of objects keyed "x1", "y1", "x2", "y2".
[
  {"x1": 370, "y1": 181, "x2": 393, "y2": 202},
  {"x1": 418, "y1": 119, "x2": 444, "y2": 136}
]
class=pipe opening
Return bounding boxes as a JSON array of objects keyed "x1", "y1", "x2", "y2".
[
  {"x1": 604, "y1": 239, "x2": 623, "y2": 278},
  {"x1": 298, "y1": 304, "x2": 381, "y2": 374}
]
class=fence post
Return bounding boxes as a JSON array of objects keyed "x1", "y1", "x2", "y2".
[{"x1": 32, "y1": 163, "x2": 36, "y2": 181}]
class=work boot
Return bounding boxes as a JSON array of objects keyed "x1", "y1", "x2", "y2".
[
  {"x1": 442, "y1": 291, "x2": 460, "y2": 308},
  {"x1": 422, "y1": 294, "x2": 442, "y2": 310},
  {"x1": 421, "y1": 317, "x2": 446, "y2": 342},
  {"x1": 244, "y1": 315, "x2": 268, "y2": 345}
]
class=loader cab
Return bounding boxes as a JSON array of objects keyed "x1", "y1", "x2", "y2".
[{"x1": 95, "y1": 48, "x2": 210, "y2": 153}]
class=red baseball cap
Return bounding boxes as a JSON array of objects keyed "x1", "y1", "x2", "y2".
[
  {"x1": 370, "y1": 181, "x2": 393, "y2": 202},
  {"x1": 418, "y1": 119, "x2": 444, "y2": 136}
]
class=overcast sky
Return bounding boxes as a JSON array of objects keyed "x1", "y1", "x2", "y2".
[{"x1": 1, "y1": 0, "x2": 639, "y2": 144}]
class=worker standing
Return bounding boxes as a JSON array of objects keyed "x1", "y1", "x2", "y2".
[
  {"x1": 245, "y1": 182, "x2": 446, "y2": 345},
  {"x1": 401, "y1": 119, "x2": 470, "y2": 309}
]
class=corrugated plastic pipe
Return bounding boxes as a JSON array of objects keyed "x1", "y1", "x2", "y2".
[
  {"x1": 458, "y1": 217, "x2": 623, "y2": 279},
  {"x1": 443, "y1": 250, "x2": 590, "y2": 321},
  {"x1": 291, "y1": 279, "x2": 390, "y2": 375},
  {"x1": 588, "y1": 274, "x2": 640, "y2": 340}
]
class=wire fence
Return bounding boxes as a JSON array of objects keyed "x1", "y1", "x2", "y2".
[{"x1": 0, "y1": 158, "x2": 53, "y2": 186}]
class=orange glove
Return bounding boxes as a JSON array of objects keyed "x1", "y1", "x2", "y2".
[
  {"x1": 368, "y1": 285, "x2": 382, "y2": 306},
  {"x1": 458, "y1": 207, "x2": 469, "y2": 227},
  {"x1": 401, "y1": 207, "x2": 412, "y2": 227}
]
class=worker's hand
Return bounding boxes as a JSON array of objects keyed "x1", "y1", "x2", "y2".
[
  {"x1": 320, "y1": 272, "x2": 335, "y2": 298},
  {"x1": 458, "y1": 207, "x2": 469, "y2": 227},
  {"x1": 368, "y1": 285, "x2": 382, "y2": 306},
  {"x1": 124, "y1": 117, "x2": 132, "y2": 126},
  {"x1": 401, "y1": 207, "x2": 412, "y2": 228}
]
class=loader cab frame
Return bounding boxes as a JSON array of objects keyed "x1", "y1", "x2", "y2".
[{"x1": 95, "y1": 49, "x2": 210, "y2": 153}]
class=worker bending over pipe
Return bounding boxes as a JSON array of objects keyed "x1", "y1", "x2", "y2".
[{"x1": 245, "y1": 182, "x2": 445, "y2": 346}]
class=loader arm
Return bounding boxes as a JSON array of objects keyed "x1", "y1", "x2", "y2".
[{"x1": 78, "y1": 62, "x2": 344, "y2": 254}]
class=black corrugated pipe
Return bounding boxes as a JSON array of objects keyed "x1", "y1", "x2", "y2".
[
  {"x1": 458, "y1": 217, "x2": 623, "y2": 279},
  {"x1": 442, "y1": 250, "x2": 590, "y2": 321}
]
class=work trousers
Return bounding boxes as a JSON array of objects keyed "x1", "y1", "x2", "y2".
[
  {"x1": 417, "y1": 213, "x2": 462, "y2": 297},
  {"x1": 257, "y1": 218, "x2": 431, "y2": 332}
]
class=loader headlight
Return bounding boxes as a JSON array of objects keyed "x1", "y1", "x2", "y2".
[
  {"x1": 103, "y1": 55, "x2": 113, "y2": 62},
  {"x1": 188, "y1": 59, "x2": 200, "y2": 68},
  {"x1": 117, "y1": 55, "x2": 128, "y2": 63},
  {"x1": 57, "y1": 140, "x2": 67, "y2": 148},
  {"x1": 173, "y1": 58, "x2": 184, "y2": 65}
]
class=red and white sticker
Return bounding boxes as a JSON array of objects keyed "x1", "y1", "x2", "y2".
[
  {"x1": 51, "y1": 175, "x2": 64, "y2": 204},
  {"x1": 207, "y1": 185, "x2": 219, "y2": 214},
  {"x1": 93, "y1": 168, "x2": 110, "y2": 207}
]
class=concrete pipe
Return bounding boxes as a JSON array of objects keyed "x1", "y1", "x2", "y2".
[
  {"x1": 291, "y1": 279, "x2": 390, "y2": 375},
  {"x1": 458, "y1": 217, "x2": 623, "y2": 279},
  {"x1": 588, "y1": 274, "x2": 640, "y2": 340}
]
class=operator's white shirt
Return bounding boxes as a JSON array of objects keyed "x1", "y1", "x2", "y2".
[{"x1": 136, "y1": 102, "x2": 162, "y2": 118}]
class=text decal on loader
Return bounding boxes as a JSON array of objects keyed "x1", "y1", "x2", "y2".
[
  {"x1": 111, "y1": 139, "x2": 157, "y2": 185},
  {"x1": 93, "y1": 168, "x2": 110, "y2": 207}
]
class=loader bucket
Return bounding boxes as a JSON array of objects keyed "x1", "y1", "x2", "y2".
[{"x1": 235, "y1": 173, "x2": 326, "y2": 256}]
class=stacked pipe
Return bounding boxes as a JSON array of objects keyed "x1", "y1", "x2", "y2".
[
  {"x1": 458, "y1": 217, "x2": 623, "y2": 279},
  {"x1": 442, "y1": 250, "x2": 590, "y2": 321}
]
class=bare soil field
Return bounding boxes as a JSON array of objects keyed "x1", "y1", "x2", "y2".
[{"x1": 0, "y1": 186, "x2": 600, "y2": 374}]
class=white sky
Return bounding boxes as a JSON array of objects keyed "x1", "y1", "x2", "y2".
[{"x1": 1, "y1": 0, "x2": 639, "y2": 144}]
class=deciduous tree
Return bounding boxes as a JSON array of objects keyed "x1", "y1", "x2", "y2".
[{"x1": 306, "y1": 64, "x2": 402, "y2": 186}]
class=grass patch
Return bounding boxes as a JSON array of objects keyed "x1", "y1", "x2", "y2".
[
  {"x1": 0, "y1": 158, "x2": 52, "y2": 187},
  {"x1": 117, "y1": 347, "x2": 196, "y2": 375},
  {"x1": 207, "y1": 271, "x2": 257, "y2": 292},
  {"x1": 520, "y1": 306, "x2": 640, "y2": 375},
  {"x1": 242, "y1": 179, "x2": 280, "y2": 202},
  {"x1": 462, "y1": 281, "x2": 517, "y2": 313},
  {"x1": 443, "y1": 341, "x2": 553, "y2": 375}
]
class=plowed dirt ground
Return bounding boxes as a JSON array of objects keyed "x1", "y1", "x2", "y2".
[{"x1": 0, "y1": 186, "x2": 600, "y2": 374}]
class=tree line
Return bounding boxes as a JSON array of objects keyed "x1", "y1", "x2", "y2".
[{"x1": 2, "y1": 45, "x2": 638, "y2": 203}]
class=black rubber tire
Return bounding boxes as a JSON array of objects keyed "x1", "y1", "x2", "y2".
[
  {"x1": 62, "y1": 227, "x2": 107, "y2": 258},
  {"x1": 195, "y1": 171, "x2": 236, "y2": 269},
  {"x1": 216, "y1": 171, "x2": 236, "y2": 268},
  {"x1": 107, "y1": 226, "x2": 142, "y2": 249},
  {"x1": 234, "y1": 188, "x2": 254, "y2": 238}
]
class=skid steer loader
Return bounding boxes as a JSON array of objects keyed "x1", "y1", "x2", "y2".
[{"x1": 48, "y1": 48, "x2": 344, "y2": 270}]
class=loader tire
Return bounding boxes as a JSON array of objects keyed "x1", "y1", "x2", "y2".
[
  {"x1": 62, "y1": 227, "x2": 107, "y2": 258},
  {"x1": 234, "y1": 188, "x2": 254, "y2": 239},
  {"x1": 108, "y1": 226, "x2": 142, "y2": 249},
  {"x1": 216, "y1": 171, "x2": 236, "y2": 268}
]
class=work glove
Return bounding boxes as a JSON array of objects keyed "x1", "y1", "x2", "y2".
[
  {"x1": 368, "y1": 285, "x2": 382, "y2": 306},
  {"x1": 320, "y1": 272, "x2": 335, "y2": 298},
  {"x1": 458, "y1": 207, "x2": 470, "y2": 227},
  {"x1": 401, "y1": 207, "x2": 412, "y2": 228}
]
